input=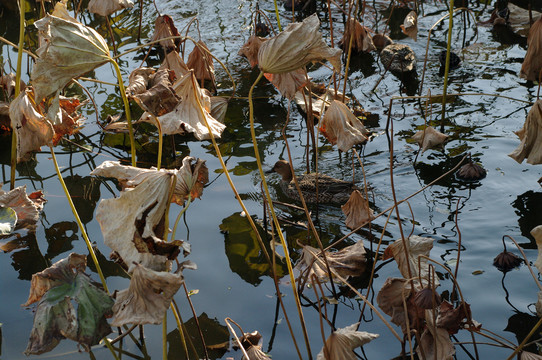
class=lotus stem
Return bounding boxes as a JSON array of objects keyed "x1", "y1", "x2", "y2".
[
  {"x1": 273, "y1": 0, "x2": 282, "y2": 31},
  {"x1": 170, "y1": 301, "x2": 190, "y2": 359},
  {"x1": 249, "y1": 71, "x2": 313, "y2": 358},
  {"x1": 49, "y1": 145, "x2": 109, "y2": 293},
  {"x1": 162, "y1": 312, "x2": 167, "y2": 360},
  {"x1": 103, "y1": 338, "x2": 120, "y2": 360},
  {"x1": 149, "y1": 113, "x2": 163, "y2": 170},
  {"x1": 11, "y1": 0, "x2": 26, "y2": 190},
  {"x1": 171, "y1": 195, "x2": 192, "y2": 243},
  {"x1": 110, "y1": 59, "x2": 136, "y2": 167},
  {"x1": 225, "y1": 318, "x2": 251, "y2": 359},
  {"x1": 440, "y1": 0, "x2": 455, "y2": 132}
]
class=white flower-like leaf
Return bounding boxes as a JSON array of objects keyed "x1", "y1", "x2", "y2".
[{"x1": 320, "y1": 100, "x2": 369, "y2": 152}]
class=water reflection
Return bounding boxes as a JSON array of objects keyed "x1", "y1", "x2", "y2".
[
  {"x1": 512, "y1": 191, "x2": 542, "y2": 248},
  {"x1": 1, "y1": 232, "x2": 47, "y2": 280},
  {"x1": 220, "y1": 212, "x2": 287, "y2": 286}
]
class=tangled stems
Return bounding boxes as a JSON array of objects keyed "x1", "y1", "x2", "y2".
[
  {"x1": 249, "y1": 71, "x2": 312, "y2": 358},
  {"x1": 440, "y1": 0, "x2": 455, "y2": 131},
  {"x1": 110, "y1": 59, "x2": 136, "y2": 167}
]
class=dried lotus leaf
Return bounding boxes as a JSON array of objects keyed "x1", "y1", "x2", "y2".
[
  {"x1": 533, "y1": 225, "x2": 542, "y2": 274},
  {"x1": 160, "y1": 51, "x2": 189, "y2": 78},
  {"x1": 520, "y1": 15, "x2": 542, "y2": 81},
  {"x1": 384, "y1": 235, "x2": 438, "y2": 285},
  {"x1": 338, "y1": 18, "x2": 375, "y2": 53},
  {"x1": 400, "y1": 11, "x2": 418, "y2": 41},
  {"x1": 151, "y1": 15, "x2": 181, "y2": 53},
  {"x1": 264, "y1": 69, "x2": 309, "y2": 99},
  {"x1": 316, "y1": 323, "x2": 379, "y2": 360},
  {"x1": 0, "y1": 184, "x2": 45, "y2": 230},
  {"x1": 88, "y1": 0, "x2": 134, "y2": 17},
  {"x1": 111, "y1": 263, "x2": 183, "y2": 326},
  {"x1": 187, "y1": 41, "x2": 215, "y2": 84},
  {"x1": 238, "y1": 35, "x2": 267, "y2": 68},
  {"x1": 411, "y1": 126, "x2": 448, "y2": 153},
  {"x1": 509, "y1": 100, "x2": 542, "y2": 164},
  {"x1": 319, "y1": 100, "x2": 369, "y2": 152},
  {"x1": 258, "y1": 13, "x2": 341, "y2": 74},
  {"x1": 341, "y1": 190, "x2": 375, "y2": 229}
]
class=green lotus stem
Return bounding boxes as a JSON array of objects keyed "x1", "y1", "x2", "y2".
[
  {"x1": 49, "y1": 145, "x2": 109, "y2": 293},
  {"x1": 170, "y1": 195, "x2": 191, "y2": 243},
  {"x1": 148, "y1": 113, "x2": 163, "y2": 170},
  {"x1": 170, "y1": 301, "x2": 190, "y2": 359},
  {"x1": 103, "y1": 338, "x2": 120, "y2": 360},
  {"x1": 440, "y1": 0, "x2": 455, "y2": 132},
  {"x1": 162, "y1": 313, "x2": 167, "y2": 360},
  {"x1": 273, "y1": 0, "x2": 282, "y2": 31},
  {"x1": 249, "y1": 71, "x2": 312, "y2": 358},
  {"x1": 110, "y1": 59, "x2": 136, "y2": 167},
  {"x1": 11, "y1": 0, "x2": 25, "y2": 190}
]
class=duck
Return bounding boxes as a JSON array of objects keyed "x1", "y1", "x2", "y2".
[{"x1": 268, "y1": 160, "x2": 358, "y2": 204}]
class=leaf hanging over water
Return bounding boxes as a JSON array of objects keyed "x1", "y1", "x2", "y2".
[
  {"x1": 258, "y1": 13, "x2": 341, "y2": 74},
  {"x1": 339, "y1": 18, "x2": 375, "y2": 53},
  {"x1": 88, "y1": 0, "x2": 134, "y2": 17},
  {"x1": 127, "y1": 67, "x2": 179, "y2": 116},
  {"x1": 418, "y1": 312, "x2": 455, "y2": 360},
  {"x1": 23, "y1": 253, "x2": 113, "y2": 355},
  {"x1": 319, "y1": 100, "x2": 369, "y2": 152},
  {"x1": 210, "y1": 96, "x2": 228, "y2": 123},
  {"x1": 31, "y1": 14, "x2": 111, "y2": 103},
  {"x1": 509, "y1": 100, "x2": 542, "y2": 165},
  {"x1": 400, "y1": 11, "x2": 418, "y2": 41},
  {"x1": 316, "y1": 323, "x2": 379, "y2": 360},
  {"x1": 264, "y1": 69, "x2": 309, "y2": 99},
  {"x1": 341, "y1": 190, "x2": 375, "y2": 229},
  {"x1": 160, "y1": 51, "x2": 189, "y2": 78},
  {"x1": 238, "y1": 35, "x2": 267, "y2": 68},
  {"x1": 151, "y1": 15, "x2": 181, "y2": 53},
  {"x1": 187, "y1": 40, "x2": 215, "y2": 84},
  {"x1": 532, "y1": 225, "x2": 542, "y2": 274},
  {"x1": 8, "y1": 88, "x2": 54, "y2": 162},
  {"x1": 520, "y1": 15, "x2": 542, "y2": 81},
  {"x1": 0, "y1": 184, "x2": 45, "y2": 230},
  {"x1": 295, "y1": 241, "x2": 366, "y2": 283},
  {"x1": 384, "y1": 235, "x2": 438, "y2": 285},
  {"x1": 377, "y1": 277, "x2": 421, "y2": 334},
  {"x1": 411, "y1": 126, "x2": 448, "y2": 153},
  {"x1": 0, "y1": 73, "x2": 25, "y2": 98},
  {"x1": 0, "y1": 206, "x2": 17, "y2": 235},
  {"x1": 111, "y1": 263, "x2": 183, "y2": 326}
]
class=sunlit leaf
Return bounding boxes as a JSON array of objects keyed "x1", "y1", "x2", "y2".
[
  {"x1": 111, "y1": 263, "x2": 183, "y2": 326},
  {"x1": 139, "y1": 71, "x2": 225, "y2": 140},
  {"x1": 296, "y1": 241, "x2": 366, "y2": 283},
  {"x1": 520, "y1": 15, "x2": 542, "y2": 81},
  {"x1": 258, "y1": 13, "x2": 341, "y2": 74},
  {"x1": 23, "y1": 253, "x2": 113, "y2": 355},
  {"x1": 0, "y1": 73, "x2": 25, "y2": 98},
  {"x1": 0, "y1": 206, "x2": 17, "y2": 235},
  {"x1": 8, "y1": 88, "x2": 54, "y2": 162},
  {"x1": 0, "y1": 184, "x2": 45, "y2": 230},
  {"x1": 384, "y1": 235, "x2": 438, "y2": 285},
  {"x1": 210, "y1": 96, "x2": 228, "y2": 123},
  {"x1": 151, "y1": 15, "x2": 181, "y2": 53},
  {"x1": 316, "y1": 323, "x2": 379, "y2": 360},
  {"x1": 411, "y1": 126, "x2": 448, "y2": 153},
  {"x1": 264, "y1": 69, "x2": 309, "y2": 99},
  {"x1": 127, "y1": 67, "x2": 179, "y2": 116},
  {"x1": 160, "y1": 51, "x2": 189, "y2": 78},
  {"x1": 47, "y1": 94, "x2": 84, "y2": 145},
  {"x1": 341, "y1": 190, "x2": 374, "y2": 229},
  {"x1": 509, "y1": 100, "x2": 542, "y2": 165},
  {"x1": 88, "y1": 0, "x2": 134, "y2": 17},
  {"x1": 31, "y1": 14, "x2": 111, "y2": 103},
  {"x1": 339, "y1": 18, "x2": 375, "y2": 53},
  {"x1": 187, "y1": 40, "x2": 215, "y2": 84},
  {"x1": 238, "y1": 35, "x2": 267, "y2": 68},
  {"x1": 522, "y1": 351, "x2": 542, "y2": 360},
  {"x1": 319, "y1": 100, "x2": 369, "y2": 152},
  {"x1": 400, "y1": 11, "x2": 418, "y2": 41}
]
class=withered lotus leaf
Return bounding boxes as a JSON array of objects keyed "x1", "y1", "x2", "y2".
[
  {"x1": 320, "y1": 100, "x2": 369, "y2": 152},
  {"x1": 520, "y1": 15, "x2": 542, "y2": 81},
  {"x1": 372, "y1": 33, "x2": 393, "y2": 51},
  {"x1": 400, "y1": 11, "x2": 418, "y2": 41},
  {"x1": 412, "y1": 126, "x2": 448, "y2": 153},
  {"x1": 139, "y1": 71, "x2": 225, "y2": 140},
  {"x1": 341, "y1": 190, "x2": 374, "y2": 229},
  {"x1": 293, "y1": 87, "x2": 348, "y2": 119},
  {"x1": 338, "y1": 18, "x2": 375, "y2": 53},
  {"x1": 0, "y1": 206, "x2": 17, "y2": 235},
  {"x1": 377, "y1": 277, "x2": 420, "y2": 334},
  {"x1": 151, "y1": 15, "x2": 181, "y2": 53},
  {"x1": 93, "y1": 169, "x2": 180, "y2": 272},
  {"x1": 127, "y1": 68, "x2": 179, "y2": 116},
  {"x1": 88, "y1": 0, "x2": 134, "y2": 17},
  {"x1": 210, "y1": 96, "x2": 229, "y2": 123},
  {"x1": 240, "y1": 331, "x2": 270, "y2": 360},
  {"x1": 24, "y1": 253, "x2": 114, "y2": 355},
  {"x1": 47, "y1": 94, "x2": 84, "y2": 145},
  {"x1": 316, "y1": 323, "x2": 379, "y2": 360},
  {"x1": 31, "y1": 15, "x2": 111, "y2": 103},
  {"x1": 522, "y1": 351, "x2": 542, "y2": 360},
  {"x1": 436, "y1": 300, "x2": 471, "y2": 335},
  {"x1": 0, "y1": 184, "x2": 45, "y2": 230},
  {"x1": 238, "y1": 35, "x2": 267, "y2": 68},
  {"x1": 418, "y1": 311, "x2": 455, "y2": 360},
  {"x1": 264, "y1": 69, "x2": 309, "y2": 99},
  {"x1": 532, "y1": 225, "x2": 542, "y2": 274},
  {"x1": 384, "y1": 235, "x2": 438, "y2": 285},
  {"x1": 295, "y1": 241, "x2": 366, "y2": 283},
  {"x1": 258, "y1": 13, "x2": 341, "y2": 74},
  {"x1": 0, "y1": 73, "x2": 25, "y2": 98},
  {"x1": 111, "y1": 263, "x2": 183, "y2": 326},
  {"x1": 160, "y1": 51, "x2": 189, "y2": 78},
  {"x1": 9, "y1": 88, "x2": 54, "y2": 162},
  {"x1": 244, "y1": 346, "x2": 271, "y2": 360},
  {"x1": 187, "y1": 40, "x2": 215, "y2": 84},
  {"x1": 509, "y1": 100, "x2": 542, "y2": 164}
]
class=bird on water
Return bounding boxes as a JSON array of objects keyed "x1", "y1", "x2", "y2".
[{"x1": 268, "y1": 160, "x2": 358, "y2": 204}]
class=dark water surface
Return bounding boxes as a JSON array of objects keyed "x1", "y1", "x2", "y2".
[{"x1": 1, "y1": 0, "x2": 542, "y2": 359}]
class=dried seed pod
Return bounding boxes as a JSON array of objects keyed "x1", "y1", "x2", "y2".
[
  {"x1": 456, "y1": 161, "x2": 487, "y2": 181},
  {"x1": 493, "y1": 250, "x2": 523, "y2": 272}
]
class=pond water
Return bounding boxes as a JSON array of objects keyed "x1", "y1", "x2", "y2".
[{"x1": 1, "y1": 0, "x2": 542, "y2": 359}]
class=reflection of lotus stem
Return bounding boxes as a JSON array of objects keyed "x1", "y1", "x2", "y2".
[
  {"x1": 49, "y1": 145, "x2": 109, "y2": 293},
  {"x1": 110, "y1": 60, "x2": 136, "y2": 167},
  {"x1": 170, "y1": 195, "x2": 191, "y2": 242},
  {"x1": 273, "y1": 0, "x2": 282, "y2": 31},
  {"x1": 440, "y1": 0, "x2": 455, "y2": 132},
  {"x1": 170, "y1": 300, "x2": 191, "y2": 359},
  {"x1": 249, "y1": 71, "x2": 312, "y2": 358},
  {"x1": 162, "y1": 312, "x2": 167, "y2": 360},
  {"x1": 11, "y1": 0, "x2": 25, "y2": 190}
]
